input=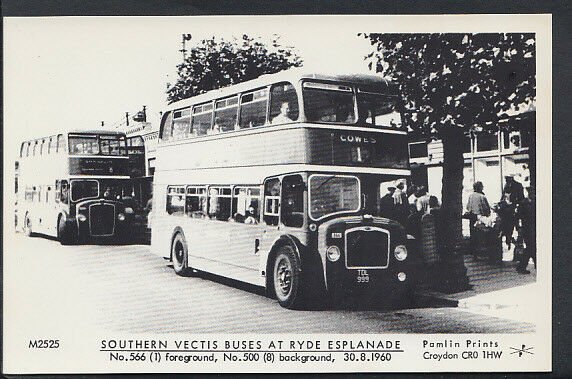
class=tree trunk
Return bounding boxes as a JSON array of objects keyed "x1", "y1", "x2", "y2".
[
  {"x1": 440, "y1": 126, "x2": 465, "y2": 251},
  {"x1": 433, "y1": 125, "x2": 470, "y2": 293}
]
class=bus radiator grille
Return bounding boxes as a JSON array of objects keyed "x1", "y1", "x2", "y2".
[
  {"x1": 345, "y1": 229, "x2": 389, "y2": 268},
  {"x1": 89, "y1": 204, "x2": 115, "y2": 236}
]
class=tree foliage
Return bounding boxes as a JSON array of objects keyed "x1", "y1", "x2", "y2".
[
  {"x1": 167, "y1": 35, "x2": 303, "y2": 103},
  {"x1": 363, "y1": 33, "x2": 536, "y2": 248},
  {"x1": 363, "y1": 33, "x2": 536, "y2": 138}
]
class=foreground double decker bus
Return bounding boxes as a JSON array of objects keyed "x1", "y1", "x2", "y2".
[
  {"x1": 152, "y1": 70, "x2": 426, "y2": 308},
  {"x1": 16, "y1": 130, "x2": 135, "y2": 244}
]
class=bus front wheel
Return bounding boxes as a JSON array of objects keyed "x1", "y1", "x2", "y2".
[
  {"x1": 23, "y1": 213, "x2": 34, "y2": 237},
  {"x1": 272, "y1": 246, "x2": 303, "y2": 309},
  {"x1": 171, "y1": 233, "x2": 194, "y2": 277},
  {"x1": 58, "y1": 216, "x2": 76, "y2": 245}
]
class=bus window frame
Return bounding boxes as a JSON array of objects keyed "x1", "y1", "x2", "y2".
[
  {"x1": 57, "y1": 134, "x2": 65, "y2": 154},
  {"x1": 159, "y1": 111, "x2": 174, "y2": 141},
  {"x1": 172, "y1": 106, "x2": 192, "y2": 140},
  {"x1": 70, "y1": 179, "x2": 100, "y2": 203},
  {"x1": 239, "y1": 87, "x2": 269, "y2": 129},
  {"x1": 263, "y1": 177, "x2": 281, "y2": 226},
  {"x1": 166, "y1": 185, "x2": 186, "y2": 215},
  {"x1": 307, "y1": 173, "x2": 362, "y2": 222},
  {"x1": 280, "y1": 174, "x2": 306, "y2": 228},
  {"x1": 191, "y1": 102, "x2": 214, "y2": 137},
  {"x1": 207, "y1": 185, "x2": 232, "y2": 221},
  {"x1": 214, "y1": 96, "x2": 239, "y2": 133},
  {"x1": 301, "y1": 80, "x2": 359, "y2": 125},
  {"x1": 60, "y1": 180, "x2": 69, "y2": 204},
  {"x1": 269, "y1": 81, "x2": 300, "y2": 124},
  {"x1": 185, "y1": 185, "x2": 208, "y2": 218},
  {"x1": 232, "y1": 185, "x2": 262, "y2": 224}
]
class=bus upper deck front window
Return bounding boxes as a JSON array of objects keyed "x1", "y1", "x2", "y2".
[
  {"x1": 70, "y1": 180, "x2": 99, "y2": 202},
  {"x1": 100, "y1": 135, "x2": 127, "y2": 156},
  {"x1": 69, "y1": 135, "x2": 99, "y2": 155},
  {"x1": 357, "y1": 90, "x2": 402, "y2": 128},
  {"x1": 303, "y1": 82, "x2": 356, "y2": 124},
  {"x1": 309, "y1": 175, "x2": 360, "y2": 220}
]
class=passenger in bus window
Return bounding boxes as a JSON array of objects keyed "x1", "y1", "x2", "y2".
[
  {"x1": 272, "y1": 102, "x2": 293, "y2": 124},
  {"x1": 209, "y1": 118, "x2": 222, "y2": 135},
  {"x1": 244, "y1": 205, "x2": 258, "y2": 224}
]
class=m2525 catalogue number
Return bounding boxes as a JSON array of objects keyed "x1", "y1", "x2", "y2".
[{"x1": 28, "y1": 339, "x2": 60, "y2": 349}]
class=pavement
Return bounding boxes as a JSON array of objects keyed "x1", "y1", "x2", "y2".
[{"x1": 419, "y1": 245, "x2": 537, "y2": 324}]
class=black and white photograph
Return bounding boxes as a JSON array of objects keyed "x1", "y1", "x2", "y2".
[{"x1": 3, "y1": 14, "x2": 552, "y2": 373}]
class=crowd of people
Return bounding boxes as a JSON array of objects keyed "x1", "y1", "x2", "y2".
[
  {"x1": 465, "y1": 172, "x2": 535, "y2": 274},
  {"x1": 381, "y1": 171, "x2": 535, "y2": 275}
]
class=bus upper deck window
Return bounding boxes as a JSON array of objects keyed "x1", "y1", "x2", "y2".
[
  {"x1": 303, "y1": 82, "x2": 355, "y2": 124},
  {"x1": 172, "y1": 107, "x2": 191, "y2": 140},
  {"x1": 214, "y1": 96, "x2": 239, "y2": 133},
  {"x1": 357, "y1": 90, "x2": 402, "y2": 128},
  {"x1": 270, "y1": 83, "x2": 299, "y2": 124},
  {"x1": 192, "y1": 103, "x2": 213, "y2": 136},
  {"x1": 160, "y1": 111, "x2": 174, "y2": 141},
  {"x1": 240, "y1": 88, "x2": 268, "y2": 129}
]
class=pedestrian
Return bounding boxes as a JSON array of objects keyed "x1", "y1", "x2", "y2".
[
  {"x1": 515, "y1": 186, "x2": 536, "y2": 274},
  {"x1": 466, "y1": 181, "x2": 491, "y2": 255},
  {"x1": 503, "y1": 174, "x2": 525, "y2": 205},
  {"x1": 392, "y1": 181, "x2": 409, "y2": 226},
  {"x1": 495, "y1": 192, "x2": 517, "y2": 250},
  {"x1": 415, "y1": 186, "x2": 431, "y2": 215},
  {"x1": 407, "y1": 184, "x2": 419, "y2": 214},
  {"x1": 379, "y1": 185, "x2": 397, "y2": 220}
]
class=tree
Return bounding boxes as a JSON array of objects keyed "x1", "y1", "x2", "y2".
[
  {"x1": 167, "y1": 35, "x2": 303, "y2": 103},
  {"x1": 363, "y1": 33, "x2": 536, "y2": 251}
]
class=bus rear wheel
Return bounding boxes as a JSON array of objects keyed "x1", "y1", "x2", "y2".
[
  {"x1": 272, "y1": 246, "x2": 303, "y2": 309},
  {"x1": 171, "y1": 233, "x2": 194, "y2": 277}
]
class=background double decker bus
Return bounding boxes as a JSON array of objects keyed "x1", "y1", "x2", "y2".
[
  {"x1": 16, "y1": 130, "x2": 136, "y2": 244},
  {"x1": 152, "y1": 70, "x2": 426, "y2": 308}
]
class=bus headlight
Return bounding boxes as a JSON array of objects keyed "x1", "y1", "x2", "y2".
[
  {"x1": 124, "y1": 207, "x2": 134, "y2": 214},
  {"x1": 394, "y1": 245, "x2": 408, "y2": 261},
  {"x1": 326, "y1": 246, "x2": 341, "y2": 262},
  {"x1": 117, "y1": 213, "x2": 126, "y2": 221},
  {"x1": 77, "y1": 214, "x2": 87, "y2": 222}
]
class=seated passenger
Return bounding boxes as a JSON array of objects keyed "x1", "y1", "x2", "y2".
[
  {"x1": 272, "y1": 102, "x2": 293, "y2": 124},
  {"x1": 244, "y1": 206, "x2": 258, "y2": 224}
]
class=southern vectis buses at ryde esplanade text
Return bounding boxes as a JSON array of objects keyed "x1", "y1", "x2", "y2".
[
  {"x1": 17, "y1": 131, "x2": 137, "y2": 244},
  {"x1": 152, "y1": 70, "x2": 429, "y2": 309}
]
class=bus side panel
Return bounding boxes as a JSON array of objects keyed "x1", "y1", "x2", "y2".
[{"x1": 150, "y1": 183, "x2": 171, "y2": 259}]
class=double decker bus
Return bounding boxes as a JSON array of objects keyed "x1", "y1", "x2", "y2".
[
  {"x1": 16, "y1": 130, "x2": 135, "y2": 244},
  {"x1": 152, "y1": 70, "x2": 427, "y2": 308}
]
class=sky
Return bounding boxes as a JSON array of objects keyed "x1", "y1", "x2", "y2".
[
  {"x1": 4, "y1": 16, "x2": 374, "y2": 145},
  {"x1": 4, "y1": 14, "x2": 550, "y2": 165}
]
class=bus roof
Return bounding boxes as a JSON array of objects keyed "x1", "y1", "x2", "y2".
[
  {"x1": 67, "y1": 130, "x2": 127, "y2": 136},
  {"x1": 166, "y1": 68, "x2": 394, "y2": 110}
]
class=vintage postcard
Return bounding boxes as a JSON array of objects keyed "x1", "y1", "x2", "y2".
[{"x1": 3, "y1": 14, "x2": 551, "y2": 373}]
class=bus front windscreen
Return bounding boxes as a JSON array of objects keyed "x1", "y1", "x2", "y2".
[
  {"x1": 71, "y1": 180, "x2": 99, "y2": 202},
  {"x1": 309, "y1": 175, "x2": 360, "y2": 220},
  {"x1": 303, "y1": 82, "x2": 356, "y2": 124}
]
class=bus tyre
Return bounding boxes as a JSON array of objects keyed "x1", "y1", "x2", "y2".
[
  {"x1": 171, "y1": 233, "x2": 194, "y2": 277},
  {"x1": 23, "y1": 213, "x2": 34, "y2": 237},
  {"x1": 58, "y1": 216, "x2": 76, "y2": 245},
  {"x1": 272, "y1": 246, "x2": 303, "y2": 309}
]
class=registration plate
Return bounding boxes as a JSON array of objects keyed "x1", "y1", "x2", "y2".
[{"x1": 356, "y1": 269, "x2": 370, "y2": 283}]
